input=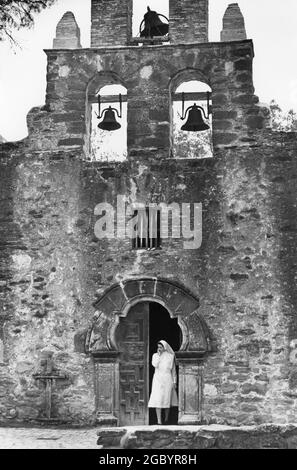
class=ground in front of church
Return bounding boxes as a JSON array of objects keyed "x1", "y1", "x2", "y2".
[
  {"x1": 2, "y1": 424, "x2": 297, "y2": 449},
  {"x1": 0, "y1": 426, "x2": 99, "y2": 449}
]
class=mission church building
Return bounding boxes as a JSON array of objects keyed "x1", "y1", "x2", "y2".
[{"x1": 1, "y1": 0, "x2": 297, "y2": 429}]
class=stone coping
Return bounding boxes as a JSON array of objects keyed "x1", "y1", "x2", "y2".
[{"x1": 44, "y1": 39, "x2": 254, "y2": 54}]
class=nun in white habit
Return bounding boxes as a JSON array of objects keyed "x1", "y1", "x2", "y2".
[{"x1": 148, "y1": 340, "x2": 178, "y2": 424}]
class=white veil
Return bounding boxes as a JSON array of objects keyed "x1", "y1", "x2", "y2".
[
  {"x1": 158, "y1": 340, "x2": 178, "y2": 381},
  {"x1": 159, "y1": 340, "x2": 175, "y2": 356}
]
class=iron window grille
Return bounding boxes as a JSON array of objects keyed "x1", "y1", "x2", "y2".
[{"x1": 132, "y1": 207, "x2": 161, "y2": 250}]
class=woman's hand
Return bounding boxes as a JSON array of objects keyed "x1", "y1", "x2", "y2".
[{"x1": 157, "y1": 343, "x2": 164, "y2": 355}]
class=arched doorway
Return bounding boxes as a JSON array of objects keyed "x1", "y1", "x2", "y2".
[
  {"x1": 86, "y1": 278, "x2": 214, "y2": 426},
  {"x1": 115, "y1": 301, "x2": 181, "y2": 426}
]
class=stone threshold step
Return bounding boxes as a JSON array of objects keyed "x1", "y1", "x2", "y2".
[{"x1": 97, "y1": 423, "x2": 297, "y2": 449}]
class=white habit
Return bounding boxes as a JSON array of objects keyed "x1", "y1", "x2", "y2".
[{"x1": 148, "y1": 350, "x2": 178, "y2": 408}]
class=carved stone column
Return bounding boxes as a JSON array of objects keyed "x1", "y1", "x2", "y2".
[
  {"x1": 93, "y1": 351, "x2": 120, "y2": 426},
  {"x1": 176, "y1": 352, "x2": 204, "y2": 425}
]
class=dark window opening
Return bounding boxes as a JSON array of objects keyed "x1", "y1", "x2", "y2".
[{"x1": 132, "y1": 207, "x2": 161, "y2": 250}]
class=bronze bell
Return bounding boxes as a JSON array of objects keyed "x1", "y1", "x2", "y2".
[
  {"x1": 98, "y1": 106, "x2": 121, "y2": 131},
  {"x1": 181, "y1": 104, "x2": 210, "y2": 132},
  {"x1": 140, "y1": 6, "x2": 169, "y2": 38}
]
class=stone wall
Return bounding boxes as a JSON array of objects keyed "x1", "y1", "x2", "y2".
[
  {"x1": 1, "y1": 127, "x2": 297, "y2": 426},
  {"x1": 0, "y1": 145, "x2": 96, "y2": 425},
  {"x1": 0, "y1": 153, "x2": 20, "y2": 419},
  {"x1": 40, "y1": 40, "x2": 267, "y2": 161},
  {"x1": 169, "y1": 0, "x2": 209, "y2": 44},
  {"x1": 201, "y1": 131, "x2": 297, "y2": 425},
  {"x1": 0, "y1": 26, "x2": 296, "y2": 427},
  {"x1": 91, "y1": 0, "x2": 132, "y2": 47}
]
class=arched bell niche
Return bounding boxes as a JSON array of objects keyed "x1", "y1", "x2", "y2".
[
  {"x1": 170, "y1": 68, "x2": 213, "y2": 159},
  {"x1": 85, "y1": 277, "x2": 214, "y2": 426},
  {"x1": 85, "y1": 71, "x2": 128, "y2": 162}
]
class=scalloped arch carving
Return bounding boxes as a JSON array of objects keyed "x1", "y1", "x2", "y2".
[{"x1": 86, "y1": 277, "x2": 212, "y2": 355}]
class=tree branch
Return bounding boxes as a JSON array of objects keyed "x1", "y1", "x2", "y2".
[{"x1": 0, "y1": 0, "x2": 57, "y2": 43}]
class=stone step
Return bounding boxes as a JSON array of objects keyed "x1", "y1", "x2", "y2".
[{"x1": 97, "y1": 424, "x2": 297, "y2": 449}]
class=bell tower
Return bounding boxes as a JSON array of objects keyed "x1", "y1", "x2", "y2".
[{"x1": 90, "y1": 0, "x2": 209, "y2": 47}]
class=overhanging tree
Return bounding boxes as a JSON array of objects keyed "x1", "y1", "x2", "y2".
[{"x1": 0, "y1": 0, "x2": 57, "y2": 43}]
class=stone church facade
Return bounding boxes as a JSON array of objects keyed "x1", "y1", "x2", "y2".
[{"x1": 1, "y1": 0, "x2": 297, "y2": 427}]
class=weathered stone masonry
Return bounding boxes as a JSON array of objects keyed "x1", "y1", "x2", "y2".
[
  {"x1": 0, "y1": 1, "x2": 297, "y2": 427},
  {"x1": 37, "y1": 40, "x2": 264, "y2": 157}
]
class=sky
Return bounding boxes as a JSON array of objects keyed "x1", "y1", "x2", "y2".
[{"x1": 0, "y1": 0, "x2": 297, "y2": 142}]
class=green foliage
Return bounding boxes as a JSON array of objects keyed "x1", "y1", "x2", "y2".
[
  {"x1": 270, "y1": 100, "x2": 297, "y2": 132},
  {"x1": 0, "y1": 0, "x2": 56, "y2": 43}
]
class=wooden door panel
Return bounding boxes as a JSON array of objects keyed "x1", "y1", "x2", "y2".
[{"x1": 116, "y1": 303, "x2": 149, "y2": 426}]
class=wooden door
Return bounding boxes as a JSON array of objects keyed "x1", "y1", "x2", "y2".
[{"x1": 116, "y1": 302, "x2": 149, "y2": 426}]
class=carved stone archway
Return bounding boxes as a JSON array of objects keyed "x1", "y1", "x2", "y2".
[{"x1": 86, "y1": 278, "x2": 214, "y2": 426}]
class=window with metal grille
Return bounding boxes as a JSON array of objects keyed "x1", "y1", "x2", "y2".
[{"x1": 132, "y1": 207, "x2": 161, "y2": 250}]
